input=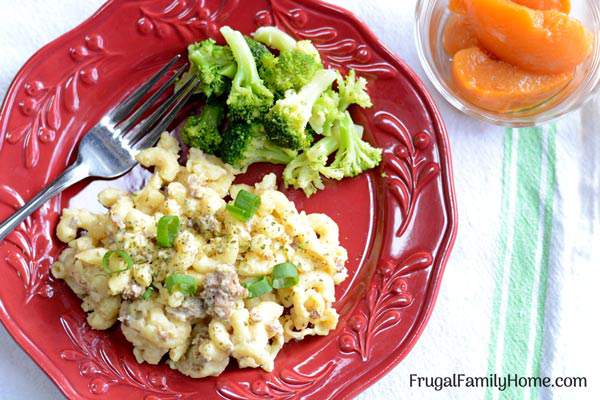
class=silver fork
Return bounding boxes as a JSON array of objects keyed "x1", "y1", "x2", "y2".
[{"x1": 0, "y1": 55, "x2": 198, "y2": 242}]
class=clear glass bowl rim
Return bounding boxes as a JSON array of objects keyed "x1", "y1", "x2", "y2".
[{"x1": 414, "y1": 0, "x2": 600, "y2": 127}]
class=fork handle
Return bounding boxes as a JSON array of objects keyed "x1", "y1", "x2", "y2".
[{"x1": 0, "y1": 160, "x2": 90, "y2": 242}]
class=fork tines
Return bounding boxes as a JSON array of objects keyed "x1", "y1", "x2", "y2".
[{"x1": 107, "y1": 54, "x2": 199, "y2": 151}]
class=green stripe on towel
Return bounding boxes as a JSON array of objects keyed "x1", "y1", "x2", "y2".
[
  {"x1": 485, "y1": 128, "x2": 518, "y2": 397},
  {"x1": 529, "y1": 125, "x2": 557, "y2": 399},
  {"x1": 500, "y1": 128, "x2": 545, "y2": 400},
  {"x1": 485, "y1": 126, "x2": 558, "y2": 400}
]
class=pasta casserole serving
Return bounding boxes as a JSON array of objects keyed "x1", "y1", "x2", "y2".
[{"x1": 52, "y1": 133, "x2": 348, "y2": 378}]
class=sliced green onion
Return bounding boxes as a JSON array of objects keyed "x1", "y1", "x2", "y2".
[
  {"x1": 271, "y1": 262, "x2": 299, "y2": 289},
  {"x1": 102, "y1": 250, "x2": 133, "y2": 274},
  {"x1": 142, "y1": 286, "x2": 154, "y2": 300},
  {"x1": 226, "y1": 204, "x2": 249, "y2": 221},
  {"x1": 234, "y1": 189, "x2": 261, "y2": 212},
  {"x1": 157, "y1": 215, "x2": 180, "y2": 247},
  {"x1": 227, "y1": 190, "x2": 260, "y2": 222},
  {"x1": 243, "y1": 276, "x2": 272, "y2": 298},
  {"x1": 165, "y1": 274, "x2": 198, "y2": 296}
]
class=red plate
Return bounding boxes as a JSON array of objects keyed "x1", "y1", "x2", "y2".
[{"x1": 0, "y1": 0, "x2": 457, "y2": 398}]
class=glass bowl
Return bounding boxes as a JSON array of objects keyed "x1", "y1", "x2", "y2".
[{"x1": 415, "y1": 0, "x2": 600, "y2": 127}]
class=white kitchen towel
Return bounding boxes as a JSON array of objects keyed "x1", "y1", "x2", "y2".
[{"x1": 0, "y1": 1, "x2": 598, "y2": 400}]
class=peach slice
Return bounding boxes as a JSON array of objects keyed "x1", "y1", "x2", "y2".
[
  {"x1": 450, "y1": 0, "x2": 570, "y2": 13},
  {"x1": 452, "y1": 47, "x2": 573, "y2": 112},
  {"x1": 464, "y1": 0, "x2": 593, "y2": 74},
  {"x1": 515, "y1": 0, "x2": 571, "y2": 12},
  {"x1": 443, "y1": 14, "x2": 479, "y2": 55},
  {"x1": 449, "y1": 0, "x2": 467, "y2": 14}
]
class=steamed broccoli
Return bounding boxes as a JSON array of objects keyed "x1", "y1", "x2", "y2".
[
  {"x1": 308, "y1": 69, "x2": 372, "y2": 136},
  {"x1": 253, "y1": 26, "x2": 298, "y2": 52},
  {"x1": 245, "y1": 36, "x2": 275, "y2": 67},
  {"x1": 309, "y1": 89, "x2": 340, "y2": 136},
  {"x1": 321, "y1": 111, "x2": 381, "y2": 178},
  {"x1": 282, "y1": 125, "x2": 343, "y2": 196},
  {"x1": 180, "y1": 102, "x2": 226, "y2": 154},
  {"x1": 283, "y1": 111, "x2": 381, "y2": 196},
  {"x1": 220, "y1": 122, "x2": 297, "y2": 170},
  {"x1": 282, "y1": 153, "x2": 326, "y2": 197},
  {"x1": 252, "y1": 26, "x2": 323, "y2": 97},
  {"x1": 220, "y1": 26, "x2": 274, "y2": 122},
  {"x1": 282, "y1": 120, "x2": 345, "y2": 196},
  {"x1": 244, "y1": 36, "x2": 281, "y2": 88},
  {"x1": 181, "y1": 29, "x2": 380, "y2": 198},
  {"x1": 265, "y1": 69, "x2": 336, "y2": 150},
  {"x1": 262, "y1": 51, "x2": 323, "y2": 98},
  {"x1": 295, "y1": 40, "x2": 322, "y2": 63},
  {"x1": 253, "y1": 26, "x2": 321, "y2": 61},
  {"x1": 336, "y1": 70, "x2": 373, "y2": 111},
  {"x1": 182, "y1": 39, "x2": 237, "y2": 98}
]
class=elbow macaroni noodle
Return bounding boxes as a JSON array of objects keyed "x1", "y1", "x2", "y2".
[{"x1": 51, "y1": 133, "x2": 349, "y2": 378}]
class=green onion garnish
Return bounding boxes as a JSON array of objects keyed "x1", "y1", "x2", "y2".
[
  {"x1": 142, "y1": 286, "x2": 154, "y2": 300},
  {"x1": 226, "y1": 205, "x2": 249, "y2": 221},
  {"x1": 165, "y1": 274, "x2": 198, "y2": 296},
  {"x1": 157, "y1": 215, "x2": 180, "y2": 247},
  {"x1": 102, "y1": 250, "x2": 133, "y2": 274},
  {"x1": 243, "y1": 276, "x2": 272, "y2": 298},
  {"x1": 271, "y1": 262, "x2": 299, "y2": 289},
  {"x1": 226, "y1": 190, "x2": 261, "y2": 222}
]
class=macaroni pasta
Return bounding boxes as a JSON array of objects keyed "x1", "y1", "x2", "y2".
[{"x1": 52, "y1": 133, "x2": 348, "y2": 377}]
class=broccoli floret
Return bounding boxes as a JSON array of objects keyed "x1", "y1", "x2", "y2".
[
  {"x1": 253, "y1": 26, "x2": 321, "y2": 61},
  {"x1": 322, "y1": 111, "x2": 381, "y2": 178},
  {"x1": 262, "y1": 50, "x2": 323, "y2": 98},
  {"x1": 180, "y1": 101, "x2": 226, "y2": 154},
  {"x1": 307, "y1": 69, "x2": 372, "y2": 139},
  {"x1": 309, "y1": 89, "x2": 340, "y2": 136},
  {"x1": 244, "y1": 36, "x2": 278, "y2": 84},
  {"x1": 182, "y1": 39, "x2": 237, "y2": 98},
  {"x1": 307, "y1": 70, "x2": 370, "y2": 135},
  {"x1": 282, "y1": 153, "x2": 326, "y2": 197},
  {"x1": 305, "y1": 135, "x2": 339, "y2": 169},
  {"x1": 253, "y1": 26, "x2": 298, "y2": 52},
  {"x1": 308, "y1": 70, "x2": 371, "y2": 135},
  {"x1": 282, "y1": 132, "x2": 341, "y2": 196},
  {"x1": 252, "y1": 26, "x2": 323, "y2": 97},
  {"x1": 252, "y1": 26, "x2": 296, "y2": 51},
  {"x1": 220, "y1": 122, "x2": 297, "y2": 170},
  {"x1": 245, "y1": 36, "x2": 274, "y2": 65},
  {"x1": 265, "y1": 69, "x2": 336, "y2": 150},
  {"x1": 220, "y1": 26, "x2": 274, "y2": 122},
  {"x1": 337, "y1": 70, "x2": 373, "y2": 111},
  {"x1": 295, "y1": 40, "x2": 321, "y2": 63},
  {"x1": 284, "y1": 111, "x2": 381, "y2": 195}
]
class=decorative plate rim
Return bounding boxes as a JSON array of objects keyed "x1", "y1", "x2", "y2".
[
  {"x1": 316, "y1": 3, "x2": 458, "y2": 398},
  {"x1": 0, "y1": 0, "x2": 458, "y2": 399},
  {"x1": 295, "y1": 2, "x2": 458, "y2": 396},
  {"x1": 0, "y1": 4, "x2": 117, "y2": 398}
]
